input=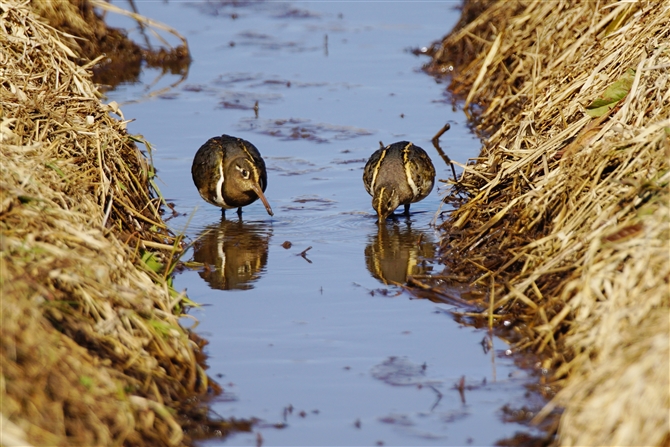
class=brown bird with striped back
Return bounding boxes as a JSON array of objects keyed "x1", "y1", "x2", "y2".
[
  {"x1": 363, "y1": 141, "x2": 435, "y2": 223},
  {"x1": 191, "y1": 135, "x2": 273, "y2": 218}
]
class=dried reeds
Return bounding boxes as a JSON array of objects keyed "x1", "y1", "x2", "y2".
[
  {"x1": 0, "y1": 1, "x2": 211, "y2": 445},
  {"x1": 426, "y1": 1, "x2": 669, "y2": 445}
]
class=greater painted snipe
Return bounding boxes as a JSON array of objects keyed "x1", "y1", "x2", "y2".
[
  {"x1": 191, "y1": 134, "x2": 273, "y2": 218},
  {"x1": 363, "y1": 141, "x2": 435, "y2": 223}
]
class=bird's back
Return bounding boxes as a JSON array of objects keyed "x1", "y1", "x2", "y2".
[{"x1": 363, "y1": 142, "x2": 435, "y2": 204}]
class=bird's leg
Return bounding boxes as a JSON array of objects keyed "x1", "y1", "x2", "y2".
[
  {"x1": 236, "y1": 207, "x2": 243, "y2": 217},
  {"x1": 221, "y1": 208, "x2": 226, "y2": 220},
  {"x1": 404, "y1": 204, "x2": 411, "y2": 216}
]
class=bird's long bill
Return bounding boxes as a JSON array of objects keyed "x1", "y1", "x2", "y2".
[{"x1": 252, "y1": 183, "x2": 274, "y2": 216}]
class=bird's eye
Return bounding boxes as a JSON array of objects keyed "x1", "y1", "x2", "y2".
[{"x1": 242, "y1": 169, "x2": 250, "y2": 179}]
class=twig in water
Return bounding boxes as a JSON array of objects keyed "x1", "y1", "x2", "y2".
[
  {"x1": 431, "y1": 122, "x2": 458, "y2": 182},
  {"x1": 456, "y1": 375, "x2": 466, "y2": 404},
  {"x1": 429, "y1": 385, "x2": 443, "y2": 411},
  {"x1": 432, "y1": 122, "x2": 450, "y2": 141},
  {"x1": 298, "y1": 246, "x2": 313, "y2": 264},
  {"x1": 127, "y1": 0, "x2": 152, "y2": 49}
]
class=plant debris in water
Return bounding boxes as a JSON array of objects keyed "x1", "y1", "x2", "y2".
[
  {"x1": 371, "y1": 357, "x2": 437, "y2": 387},
  {"x1": 419, "y1": 1, "x2": 669, "y2": 445}
]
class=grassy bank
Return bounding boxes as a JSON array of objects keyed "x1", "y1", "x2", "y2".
[
  {"x1": 426, "y1": 1, "x2": 669, "y2": 445},
  {"x1": 0, "y1": 1, "x2": 229, "y2": 445}
]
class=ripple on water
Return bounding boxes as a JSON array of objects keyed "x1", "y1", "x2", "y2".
[
  {"x1": 238, "y1": 117, "x2": 375, "y2": 143},
  {"x1": 265, "y1": 156, "x2": 326, "y2": 176},
  {"x1": 217, "y1": 90, "x2": 283, "y2": 110},
  {"x1": 281, "y1": 195, "x2": 336, "y2": 212},
  {"x1": 213, "y1": 71, "x2": 330, "y2": 90}
]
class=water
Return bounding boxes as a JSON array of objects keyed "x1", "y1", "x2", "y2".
[{"x1": 104, "y1": 1, "x2": 540, "y2": 445}]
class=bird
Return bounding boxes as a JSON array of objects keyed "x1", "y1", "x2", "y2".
[
  {"x1": 191, "y1": 134, "x2": 273, "y2": 218},
  {"x1": 363, "y1": 141, "x2": 435, "y2": 223}
]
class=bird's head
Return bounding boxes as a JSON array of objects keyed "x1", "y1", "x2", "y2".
[
  {"x1": 225, "y1": 157, "x2": 273, "y2": 216},
  {"x1": 372, "y1": 186, "x2": 399, "y2": 224}
]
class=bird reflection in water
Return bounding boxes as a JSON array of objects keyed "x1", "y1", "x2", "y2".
[
  {"x1": 365, "y1": 221, "x2": 435, "y2": 285},
  {"x1": 193, "y1": 219, "x2": 271, "y2": 290}
]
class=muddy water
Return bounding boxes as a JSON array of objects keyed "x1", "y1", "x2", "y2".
[{"x1": 105, "y1": 1, "x2": 541, "y2": 445}]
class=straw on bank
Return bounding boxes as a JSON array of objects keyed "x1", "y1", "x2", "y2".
[
  {"x1": 0, "y1": 1, "x2": 212, "y2": 445},
  {"x1": 425, "y1": 1, "x2": 669, "y2": 445}
]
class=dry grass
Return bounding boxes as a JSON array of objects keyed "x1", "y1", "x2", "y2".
[
  {"x1": 424, "y1": 1, "x2": 669, "y2": 445},
  {"x1": 0, "y1": 0, "x2": 223, "y2": 445}
]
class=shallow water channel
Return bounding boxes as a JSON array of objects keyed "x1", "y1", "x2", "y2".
[{"x1": 105, "y1": 1, "x2": 541, "y2": 445}]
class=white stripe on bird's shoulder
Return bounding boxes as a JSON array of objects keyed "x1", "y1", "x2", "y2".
[
  {"x1": 369, "y1": 148, "x2": 387, "y2": 193},
  {"x1": 403, "y1": 143, "x2": 419, "y2": 197},
  {"x1": 215, "y1": 160, "x2": 228, "y2": 207}
]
